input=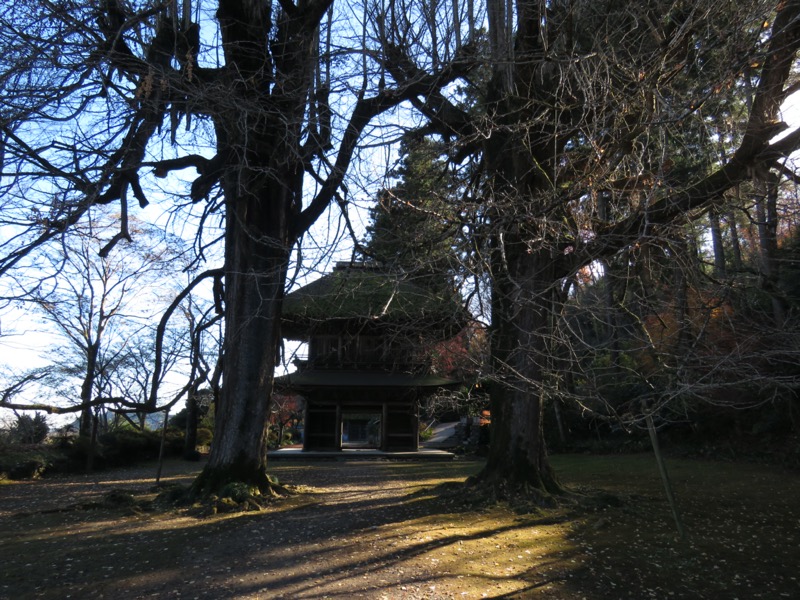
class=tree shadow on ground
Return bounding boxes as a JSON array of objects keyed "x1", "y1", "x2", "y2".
[
  {"x1": 0, "y1": 459, "x2": 591, "y2": 599},
  {"x1": 5, "y1": 455, "x2": 799, "y2": 599}
]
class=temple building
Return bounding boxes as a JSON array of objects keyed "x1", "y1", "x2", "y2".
[{"x1": 277, "y1": 262, "x2": 466, "y2": 452}]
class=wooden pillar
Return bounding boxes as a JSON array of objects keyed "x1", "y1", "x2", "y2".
[
  {"x1": 412, "y1": 391, "x2": 419, "y2": 450},
  {"x1": 335, "y1": 402, "x2": 342, "y2": 451},
  {"x1": 381, "y1": 402, "x2": 389, "y2": 451}
]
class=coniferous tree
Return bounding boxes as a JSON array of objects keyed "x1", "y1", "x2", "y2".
[{"x1": 362, "y1": 135, "x2": 463, "y2": 291}]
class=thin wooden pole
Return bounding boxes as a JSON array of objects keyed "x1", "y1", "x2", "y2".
[
  {"x1": 646, "y1": 412, "x2": 687, "y2": 541},
  {"x1": 155, "y1": 408, "x2": 170, "y2": 485}
]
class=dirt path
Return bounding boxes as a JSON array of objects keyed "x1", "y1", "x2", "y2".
[
  {"x1": 2, "y1": 458, "x2": 557, "y2": 600},
  {"x1": 3, "y1": 455, "x2": 799, "y2": 599}
]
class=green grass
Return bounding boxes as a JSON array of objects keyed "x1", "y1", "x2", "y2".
[{"x1": 553, "y1": 453, "x2": 800, "y2": 598}]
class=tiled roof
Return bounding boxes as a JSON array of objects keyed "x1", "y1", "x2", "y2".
[{"x1": 282, "y1": 262, "x2": 465, "y2": 334}]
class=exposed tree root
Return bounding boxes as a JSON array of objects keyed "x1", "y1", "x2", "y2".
[
  {"x1": 453, "y1": 474, "x2": 628, "y2": 519},
  {"x1": 466, "y1": 463, "x2": 569, "y2": 502},
  {"x1": 463, "y1": 477, "x2": 558, "y2": 511},
  {"x1": 189, "y1": 462, "x2": 291, "y2": 497},
  {"x1": 171, "y1": 465, "x2": 300, "y2": 516}
]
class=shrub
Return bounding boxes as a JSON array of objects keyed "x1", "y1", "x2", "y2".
[
  {"x1": 98, "y1": 429, "x2": 185, "y2": 465},
  {"x1": 196, "y1": 427, "x2": 213, "y2": 447},
  {"x1": 12, "y1": 413, "x2": 49, "y2": 444},
  {"x1": 57, "y1": 428, "x2": 185, "y2": 469},
  {"x1": 0, "y1": 441, "x2": 66, "y2": 480},
  {"x1": 267, "y1": 427, "x2": 295, "y2": 449}
]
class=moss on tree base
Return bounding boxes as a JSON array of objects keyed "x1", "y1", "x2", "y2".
[
  {"x1": 465, "y1": 465, "x2": 569, "y2": 510},
  {"x1": 189, "y1": 463, "x2": 291, "y2": 502}
]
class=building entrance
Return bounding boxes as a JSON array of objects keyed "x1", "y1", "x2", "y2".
[{"x1": 341, "y1": 411, "x2": 381, "y2": 448}]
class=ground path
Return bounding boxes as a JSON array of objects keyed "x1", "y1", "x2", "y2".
[
  {"x1": 3, "y1": 455, "x2": 798, "y2": 599},
  {"x1": 0, "y1": 458, "x2": 581, "y2": 599}
]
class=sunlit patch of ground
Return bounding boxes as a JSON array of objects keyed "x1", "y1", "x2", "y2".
[{"x1": 0, "y1": 455, "x2": 798, "y2": 599}]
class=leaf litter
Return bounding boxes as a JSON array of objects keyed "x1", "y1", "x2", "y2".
[{"x1": 0, "y1": 455, "x2": 798, "y2": 599}]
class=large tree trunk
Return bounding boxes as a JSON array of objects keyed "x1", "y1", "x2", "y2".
[
  {"x1": 190, "y1": 0, "x2": 313, "y2": 496},
  {"x1": 755, "y1": 177, "x2": 788, "y2": 325},
  {"x1": 193, "y1": 181, "x2": 290, "y2": 494},
  {"x1": 472, "y1": 2, "x2": 565, "y2": 499},
  {"x1": 727, "y1": 209, "x2": 743, "y2": 271},
  {"x1": 708, "y1": 209, "x2": 726, "y2": 278},
  {"x1": 472, "y1": 0, "x2": 572, "y2": 499},
  {"x1": 475, "y1": 241, "x2": 563, "y2": 499}
]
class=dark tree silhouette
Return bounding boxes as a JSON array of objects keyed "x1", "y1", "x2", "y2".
[
  {"x1": 0, "y1": 0, "x2": 477, "y2": 493},
  {"x1": 407, "y1": 0, "x2": 800, "y2": 498}
]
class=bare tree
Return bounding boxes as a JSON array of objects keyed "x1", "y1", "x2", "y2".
[
  {"x1": 0, "y1": 212, "x2": 182, "y2": 430},
  {"x1": 405, "y1": 0, "x2": 800, "y2": 498},
  {"x1": 104, "y1": 326, "x2": 189, "y2": 430},
  {"x1": 0, "y1": 0, "x2": 477, "y2": 494}
]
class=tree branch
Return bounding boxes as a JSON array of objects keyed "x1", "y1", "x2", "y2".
[
  {"x1": 293, "y1": 44, "x2": 478, "y2": 238},
  {"x1": 577, "y1": 1, "x2": 800, "y2": 270},
  {"x1": 148, "y1": 269, "x2": 224, "y2": 409}
]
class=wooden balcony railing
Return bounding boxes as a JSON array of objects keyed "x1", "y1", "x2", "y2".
[{"x1": 292, "y1": 355, "x2": 425, "y2": 373}]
